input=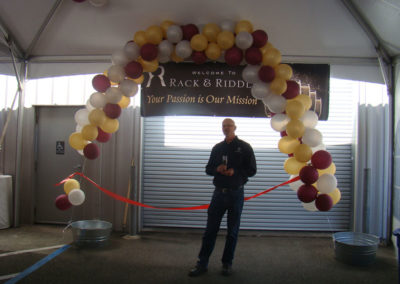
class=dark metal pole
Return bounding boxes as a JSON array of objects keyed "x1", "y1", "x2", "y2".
[
  {"x1": 128, "y1": 162, "x2": 137, "y2": 236},
  {"x1": 394, "y1": 228, "x2": 400, "y2": 284}
]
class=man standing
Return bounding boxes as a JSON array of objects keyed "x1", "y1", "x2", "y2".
[{"x1": 189, "y1": 118, "x2": 257, "y2": 277}]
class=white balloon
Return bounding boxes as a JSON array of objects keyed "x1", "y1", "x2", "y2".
[
  {"x1": 119, "y1": 79, "x2": 138, "y2": 97},
  {"x1": 317, "y1": 174, "x2": 337, "y2": 194},
  {"x1": 175, "y1": 40, "x2": 192, "y2": 59},
  {"x1": 111, "y1": 49, "x2": 129, "y2": 66},
  {"x1": 124, "y1": 41, "x2": 140, "y2": 61},
  {"x1": 86, "y1": 99, "x2": 96, "y2": 111},
  {"x1": 89, "y1": 0, "x2": 108, "y2": 7},
  {"x1": 242, "y1": 65, "x2": 260, "y2": 83},
  {"x1": 74, "y1": 109, "x2": 90, "y2": 126},
  {"x1": 75, "y1": 124, "x2": 82, "y2": 132},
  {"x1": 302, "y1": 128, "x2": 323, "y2": 147},
  {"x1": 167, "y1": 25, "x2": 183, "y2": 43},
  {"x1": 68, "y1": 189, "x2": 85, "y2": 206},
  {"x1": 158, "y1": 40, "x2": 173, "y2": 57},
  {"x1": 289, "y1": 175, "x2": 303, "y2": 191},
  {"x1": 107, "y1": 65, "x2": 125, "y2": 83},
  {"x1": 302, "y1": 201, "x2": 318, "y2": 212},
  {"x1": 105, "y1": 87, "x2": 123, "y2": 104},
  {"x1": 77, "y1": 150, "x2": 84, "y2": 156},
  {"x1": 251, "y1": 82, "x2": 270, "y2": 100},
  {"x1": 270, "y1": 113, "x2": 289, "y2": 132},
  {"x1": 266, "y1": 94, "x2": 287, "y2": 113},
  {"x1": 235, "y1": 31, "x2": 253, "y2": 50},
  {"x1": 311, "y1": 143, "x2": 326, "y2": 153},
  {"x1": 300, "y1": 110, "x2": 319, "y2": 129},
  {"x1": 159, "y1": 55, "x2": 171, "y2": 63},
  {"x1": 220, "y1": 20, "x2": 235, "y2": 32},
  {"x1": 89, "y1": 92, "x2": 107, "y2": 108}
]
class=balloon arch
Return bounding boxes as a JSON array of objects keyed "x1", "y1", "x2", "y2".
[{"x1": 65, "y1": 20, "x2": 341, "y2": 212}]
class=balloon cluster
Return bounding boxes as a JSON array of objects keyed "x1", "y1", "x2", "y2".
[
  {"x1": 72, "y1": 0, "x2": 108, "y2": 7},
  {"x1": 55, "y1": 179, "x2": 86, "y2": 210},
  {"x1": 67, "y1": 19, "x2": 340, "y2": 211}
]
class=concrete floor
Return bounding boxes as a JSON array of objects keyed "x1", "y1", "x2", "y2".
[{"x1": 0, "y1": 225, "x2": 398, "y2": 284}]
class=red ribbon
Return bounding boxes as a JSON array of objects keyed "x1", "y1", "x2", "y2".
[{"x1": 56, "y1": 172, "x2": 300, "y2": 211}]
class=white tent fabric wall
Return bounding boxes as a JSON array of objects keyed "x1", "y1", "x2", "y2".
[{"x1": 354, "y1": 82, "x2": 391, "y2": 240}]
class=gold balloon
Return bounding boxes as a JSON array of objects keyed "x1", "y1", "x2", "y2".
[
  {"x1": 101, "y1": 117, "x2": 119, "y2": 133},
  {"x1": 285, "y1": 100, "x2": 305, "y2": 119},
  {"x1": 205, "y1": 42, "x2": 221, "y2": 60},
  {"x1": 274, "y1": 64, "x2": 293, "y2": 80},
  {"x1": 64, "y1": 179, "x2": 80, "y2": 195},
  {"x1": 133, "y1": 30, "x2": 147, "y2": 46},
  {"x1": 235, "y1": 20, "x2": 253, "y2": 34},
  {"x1": 295, "y1": 94, "x2": 312, "y2": 111},
  {"x1": 269, "y1": 77, "x2": 287, "y2": 95},
  {"x1": 69, "y1": 132, "x2": 88, "y2": 150},
  {"x1": 171, "y1": 49, "x2": 184, "y2": 63},
  {"x1": 202, "y1": 23, "x2": 221, "y2": 43},
  {"x1": 286, "y1": 119, "x2": 305, "y2": 138},
  {"x1": 131, "y1": 75, "x2": 144, "y2": 84},
  {"x1": 262, "y1": 48, "x2": 281, "y2": 67},
  {"x1": 278, "y1": 136, "x2": 300, "y2": 154},
  {"x1": 293, "y1": 144, "x2": 312, "y2": 163},
  {"x1": 81, "y1": 124, "x2": 99, "y2": 141},
  {"x1": 118, "y1": 95, "x2": 130, "y2": 109},
  {"x1": 328, "y1": 188, "x2": 341, "y2": 205},
  {"x1": 145, "y1": 25, "x2": 163, "y2": 45},
  {"x1": 284, "y1": 157, "x2": 307, "y2": 175},
  {"x1": 138, "y1": 57, "x2": 159, "y2": 72},
  {"x1": 260, "y1": 42, "x2": 274, "y2": 55},
  {"x1": 160, "y1": 20, "x2": 175, "y2": 38},
  {"x1": 217, "y1": 31, "x2": 235, "y2": 50},
  {"x1": 191, "y1": 34, "x2": 209, "y2": 51},
  {"x1": 88, "y1": 109, "x2": 106, "y2": 126},
  {"x1": 318, "y1": 162, "x2": 336, "y2": 175}
]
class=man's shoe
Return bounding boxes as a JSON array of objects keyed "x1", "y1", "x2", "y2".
[
  {"x1": 221, "y1": 264, "x2": 232, "y2": 276},
  {"x1": 188, "y1": 265, "x2": 208, "y2": 277}
]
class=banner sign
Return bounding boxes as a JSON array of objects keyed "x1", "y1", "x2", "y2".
[{"x1": 141, "y1": 62, "x2": 330, "y2": 120}]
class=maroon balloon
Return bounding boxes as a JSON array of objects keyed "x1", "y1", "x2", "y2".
[
  {"x1": 96, "y1": 127, "x2": 111, "y2": 143},
  {"x1": 311, "y1": 150, "x2": 332, "y2": 169},
  {"x1": 124, "y1": 61, "x2": 143, "y2": 79},
  {"x1": 55, "y1": 194, "x2": 72, "y2": 211},
  {"x1": 140, "y1": 43, "x2": 158, "y2": 61},
  {"x1": 252, "y1": 30, "x2": 268, "y2": 48},
  {"x1": 282, "y1": 80, "x2": 300, "y2": 99},
  {"x1": 92, "y1": 74, "x2": 111, "y2": 93},
  {"x1": 297, "y1": 184, "x2": 318, "y2": 203},
  {"x1": 182, "y1": 24, "x2": 199, "y2": 41},
  {"x1": 299, "y1": 165, "x2": 319, "y2": 184},
  {"x1": 280, "y1": 130, "x2": 287, "y2": 137},
  {"x1": 192, "y1": 51, "x2": 207, "y2": 64},
  {"x1": 315, "y1": 194, "x2": 333, "y2": 211},
  {"x1": 258, "y1": 65, "x2": 275, "y2": 83},
  {"x1": 245, "y1": 47, "x2": 262, "y2": 65},
  {"x1": 83, "y1": 143, "x2": 100, "y2": 160},
  {"x1": 103, "y1": 103, "x2": 122, "y2": 119},
  {"x1": 225, "y1": 46, "x2": 243, "y2": 66}
]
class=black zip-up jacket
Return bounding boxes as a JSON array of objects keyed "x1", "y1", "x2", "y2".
[{"x1": 205, "y1": 136, "x2": 257, "y2": 188}]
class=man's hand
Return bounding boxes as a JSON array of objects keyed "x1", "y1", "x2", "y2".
[{"x1": 217, "y1": 164, "x2": 234, "y2": 176}]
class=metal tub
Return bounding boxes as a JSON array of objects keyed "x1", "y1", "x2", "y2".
[
  {"x1": 70, "y1": 220, "x2": 112, "y2": 248},
  {"x1": 333, "y1": 232, "x2": 380, "y2": 266}
]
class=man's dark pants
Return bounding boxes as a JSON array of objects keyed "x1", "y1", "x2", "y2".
[{"x1": 197, "y1": 187, "x2": 244, "y2": 268}]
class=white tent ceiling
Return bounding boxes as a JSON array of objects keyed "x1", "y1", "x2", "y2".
[{"x1": 0, "y1": 0, "x2": 398, "y2": 79}]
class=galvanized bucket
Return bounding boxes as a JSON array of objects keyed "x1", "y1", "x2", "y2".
[
  {"x1": 70, "y1": 220, "x2": 112, "y2": 248},
  {"x1": 333, "y1": 232, "x2": 380, "y2": 266}
]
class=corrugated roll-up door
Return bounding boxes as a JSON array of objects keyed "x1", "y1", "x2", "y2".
[{"x1": 142, "y1": 78, "x2": 355, "y2": 231}]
